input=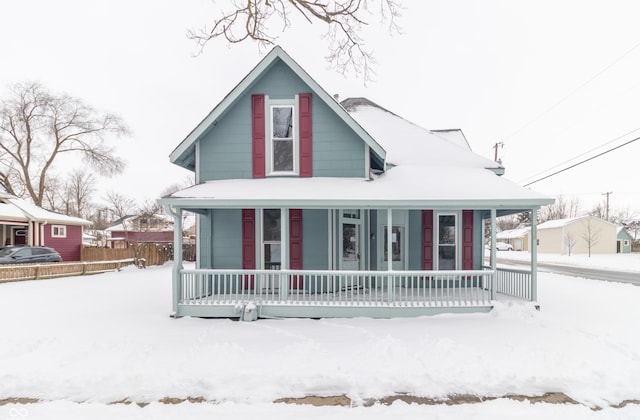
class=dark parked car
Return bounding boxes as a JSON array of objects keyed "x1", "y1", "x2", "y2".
[{"x1": 0, "y1": 246, "x2": 62, "y2": 264}]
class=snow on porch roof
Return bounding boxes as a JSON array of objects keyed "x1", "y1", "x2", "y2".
[{"x1": 161, "y1": 165, "x2": 553, "y2": 209}]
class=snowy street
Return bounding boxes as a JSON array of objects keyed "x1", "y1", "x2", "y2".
[{"x1": 1, "y1": 255, "x2": 640, "y2": 419}]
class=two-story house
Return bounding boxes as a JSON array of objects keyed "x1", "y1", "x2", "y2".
[{"x1": 159, "y1": 46, "x2": 553, "y2": 320}]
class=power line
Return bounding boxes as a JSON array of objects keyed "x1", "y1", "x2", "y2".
[
  {"x1": 518, "y1": 126, "x2": 640, "y2": 184},
  {"x1": 522, "y1": 136, "x2": 640, "y2": 187},
  {"x1": 503, "y1": 39, "x2": 640, "y2": 142}
]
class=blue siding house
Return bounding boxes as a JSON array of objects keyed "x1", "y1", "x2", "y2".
[{"x1": 159, "y1": 47, "x2": 553, "y2": 320}]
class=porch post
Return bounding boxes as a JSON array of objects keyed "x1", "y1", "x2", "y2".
[
  {"x1": 530, "y1": 207, "x2": 538, "y2": 302},
  {"x1": 165, "y1": 205, "x2": 183, "y2": 315},
  {"x1": 387, "y1": 208, "x2": 393, "y2": 303},
  {"x1": 490, "y1": 208, "x2": 497, "y2": 300},
  {"x1": 280, "y1": 207, "x2": 289, "y2": 300}
]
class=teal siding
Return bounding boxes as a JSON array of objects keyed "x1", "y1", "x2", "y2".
[
  {"x1": 198, "y1": 95, "x2": 253, "y2": 181},
  {"x1": 197, "y1": 59, "x2": 365, "y2": 181},
  {"x1": 473, "y1": 211, "x2": 484, "y2": 269},
  {"x1": 302, "y1": 209, "x2": 328, "y2": 269},
  {"x1": 198, "y1": 210, "x2": 212, "y2": 268},
  {"x1": 211, "y1": 209, "x2": 242, "y2": 269},
  {"x1": 408, "y1": 210, "x2": 422, "y2": 270}
]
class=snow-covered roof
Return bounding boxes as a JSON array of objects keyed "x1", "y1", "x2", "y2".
[
  {"x1": 538, "y1": 215, "x2": 617, "y2": 230},
  {"x1": 497, "y1": 227, "x2": 531, "y2": 239},
  {"x1": 106, "y1": 213, "x2": 174, "y2": 232},
  {"x1": 0, "y1": 197, "x2": 91, "y2": 226},
  {"x1": 345, "y1": 101, "x2": 500, "y2": 170},
  {"x1": 167, "y1": 165, "x2": 551, "y2": 209},
  {"x1": 429, "y1": 129, "x2": 472, "y2": 151}
]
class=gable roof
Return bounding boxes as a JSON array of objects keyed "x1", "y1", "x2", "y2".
[{"x1": 169, "y1": 46, "x2": 386, "y2": 171}]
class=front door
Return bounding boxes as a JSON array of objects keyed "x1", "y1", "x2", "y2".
[
  {"x1": 377, "y1": 210, "x2": 408, "y2": 271},
  {"x1": 12, "y1": 228, "x2": 27, "y2": 246},
  {"x1": 340, "y1": 209, "x2": 363, "y2": 271}
]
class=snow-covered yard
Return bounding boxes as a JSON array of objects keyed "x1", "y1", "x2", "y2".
[
  {"x1": 1, "y1": 259, "x2": 640, "y2": 419},
  {"x1": 495, "y1": 250, "x2": 640, "y2": 272}
]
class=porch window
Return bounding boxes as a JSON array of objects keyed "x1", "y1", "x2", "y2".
[
  {"x1": 263, "y1": 209, "x2": 281, "y2": 270},
  {"x1": 51, "y1": 225, "x2": 67, "y2": 238},
  {"x1": 437, "y1": 215, "x2": 457, "y2": 270},
  {"x1": 271, "y1": 105, "x2": 295, "y2": 173}
]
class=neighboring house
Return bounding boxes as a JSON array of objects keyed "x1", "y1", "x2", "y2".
[
  {"x1": 158, "y1": 46, "x2": 553, "y2": 320},
  {"x1": 496, "y1": 226, "x2": 531, "y2": 251},
  {"x1": 616, "y1": 226, "x2": 633, "y2": 254},
  {"x1": 0, "y1": 188, "x2": 92, "y2": 261},
  {"x1": 106, "y1": 214, "x2": 174, "y2": 247},
  {"x1": 537, "y1": 215, "x2": 617, "y2": 255}
]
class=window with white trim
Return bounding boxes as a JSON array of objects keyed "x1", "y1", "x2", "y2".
[
  {"x1": 267, "y1": 98, "x2": 298, "y2": 175},
  {"x1": 51, "y1": 225, "x2": 67, "y2": 238}
]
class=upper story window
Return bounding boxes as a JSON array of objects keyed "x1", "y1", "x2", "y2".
[
  {"x1": 267, "y1": 99, "x2": 298, "y2": 175},
  {"x1": 52, "y1": 225, "x2": 67, "y2": 238}
]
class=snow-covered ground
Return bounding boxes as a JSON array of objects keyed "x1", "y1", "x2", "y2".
[
  {"x1": 494, "y1": 250, "x2": 640, "y2": 272},
  {"x1": 1, "y1": 261, "x2": 640, "y2": 419}
]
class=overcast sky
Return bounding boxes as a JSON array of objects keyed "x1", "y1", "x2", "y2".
[{"x1": 2, "y1": 0, "x2": 639, "y2": 214}]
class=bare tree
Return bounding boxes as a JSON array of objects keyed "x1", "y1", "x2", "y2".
[
  {"x1": 0, "y1": 82, "x2": 129, "y2": 206},
  {"x1": 188, "y1": 0, "x2": 403, "y2": 82},
  {"x1": 496, "y1": 214, "x2": 519, "y2": 232},
  {"x1": 565, "y1": 233, "x2": 576, "y2": 256},
  {"x1": 588, "y1": 202, "x2": 606, "y2": 220},
  {"x1": 581, "y1": 218, "x2": 601, "y2": 258},
  {"x1": 104, "y1": 191, "x2": 137, "y2": 245},
  {"x1": 540, "y1": 195, "x2": 582, "y2": 222}
]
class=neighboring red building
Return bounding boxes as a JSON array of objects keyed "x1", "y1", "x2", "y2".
[
  {"x1": 105, "y1": 214, "x2": 174, "y2": 248},
  {"x1": 0, "y1": 189, "x2": 92, "y2": 262}
]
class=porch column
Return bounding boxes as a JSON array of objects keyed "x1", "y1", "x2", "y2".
[
  {"x1": 530, "y1": 208, "x2": 538, "y2": 302},
  {"x1": 490, "y1": 208, "x2": 497, "y2": 300},
  {"x1": 280, "y1": 207, "x2": 289, "y2": 300},
  {"x1": 165, "y1": 205, "x2": 183, "y2": 315},
  {"x1": 387, "y1": 208, "x2": 394, "y2": 304}
]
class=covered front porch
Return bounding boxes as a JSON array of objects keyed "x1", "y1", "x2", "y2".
[
  {"x1": 161, "y1": 200, "x2": 541, "y2": 320},
  {"x1": 175, "y1": 266, "x2": 533, "y2": 320}
]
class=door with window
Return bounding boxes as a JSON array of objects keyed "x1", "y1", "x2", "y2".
[
  {"x1": 340, "y1": 210, "x2": 362, "y2": 271},
  {"x1": 437, "y1": 214, "x2": 457, "y2": 270},
  {"x1": 377, "y1": 210, "x2": 407, "y2": 271}
]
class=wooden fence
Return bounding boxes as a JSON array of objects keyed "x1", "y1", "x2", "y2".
[
  {"x1": 0, "y1": 259, "x2": 135, "y2": 283},
  {"x1": 81, "y1": 243, "x2": 196, "y2": 266}
]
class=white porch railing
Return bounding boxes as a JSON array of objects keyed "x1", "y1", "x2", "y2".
[
  {"x1": 179, "y1": 269, "x2": 494, "y2": 308},
  {"x1": 494, "y1": 267, "x2": 533, "y2": 301}
]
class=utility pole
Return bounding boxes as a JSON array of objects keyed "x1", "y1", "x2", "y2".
[
  {"x1": 602, "y1": 191, "x2": 613, "y2": 221},
  {"x1": 493, "y1": 142, "x2": 504, "y2": 162}
]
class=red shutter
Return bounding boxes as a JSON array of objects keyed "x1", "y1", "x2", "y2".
[
  {"x1": 252, "y1": 94, "x2": 266, "y2": 178},
  {"x1": 462, "y1": 210, "x2": 474, "y2": 270},
  {"x1": 242, "y1": 209, "x2": 256, "y2": 289},
  {"x1": 422, "y1": 210, "x2": 433, "y2": 270},
  {"x1": 289, "y1": 209, "x2": 303, "y2": 289},
  {"x1": 299, "y1": 93, "x2": 313, "y2": 177}
]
